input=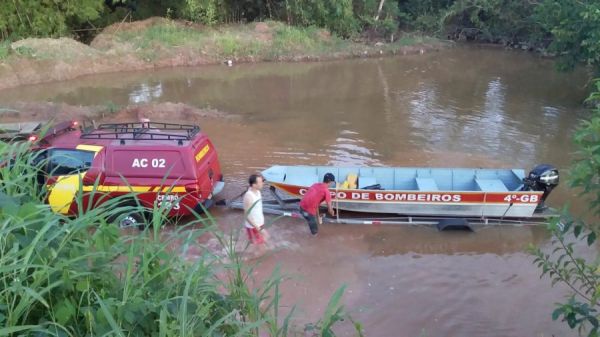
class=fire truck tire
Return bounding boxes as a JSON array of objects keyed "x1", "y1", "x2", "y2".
[{"x1": 108, "y1": 201, "x2": 151, "y2": 230}]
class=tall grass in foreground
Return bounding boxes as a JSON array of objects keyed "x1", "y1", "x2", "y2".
[{"x1": 0, "y1": 140, "x2": 362, "y2": 336}]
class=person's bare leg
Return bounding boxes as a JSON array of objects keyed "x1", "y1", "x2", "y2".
[{"x1": 261, "y1": 229, "x2": 271, "y2": 249}]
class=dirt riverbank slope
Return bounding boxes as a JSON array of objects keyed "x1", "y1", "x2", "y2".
[{"x1": 0, "y1": 18, "x2": 450, "y2": 90}]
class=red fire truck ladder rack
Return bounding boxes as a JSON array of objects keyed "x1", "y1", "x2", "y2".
[{"x1": 80, "y1": 122, "x2": 201, "y2": 143}]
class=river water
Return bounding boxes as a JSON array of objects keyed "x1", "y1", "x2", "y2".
[{"x1": 0, "y1": 46, "x2": 592, "y2": 336}]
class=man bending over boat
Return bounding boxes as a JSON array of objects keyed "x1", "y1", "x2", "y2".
[{"x1": 299, "y1": 173, "x2": 336, "y2": 235}]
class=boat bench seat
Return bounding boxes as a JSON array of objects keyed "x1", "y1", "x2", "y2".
[
  {"x1": 416, "y1": 178, "x2": 438, "y2": 191},
  {"x1": 359, "y1": 176, "x2": 378, "y2": 189},
  {"x1": 475, "y1": 178, "x2": 508, "y2": 192}
]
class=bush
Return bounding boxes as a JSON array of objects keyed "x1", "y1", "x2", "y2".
[
  {"x1": 534, "y1": 0, "x2": 600, "y2": 71},
  {"x1": 353, "y1": 0, "x2": 400, "y2": 38},
  {"x1": 397, "y1": 0, "x2": 452, "y2": 32},
  {"x1": 437, "y1": 0, "x2": 538, "y2": 43},
  {"x1": 179, "y1": 0, "x2": 221, "y2": 25},
  {"x1": 530, "y1": 80, "x2": 600, "y2": 337},
  {"x1": 284, "y1": 0, "x2": 358, "y2": 38},
  {"x1": 0, "y1": 0, "x2": 104, "y2": 39}
]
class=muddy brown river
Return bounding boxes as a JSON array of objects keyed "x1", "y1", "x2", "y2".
[{"x1": 0, "y1": 46, "x2": 593, "y2": 336}]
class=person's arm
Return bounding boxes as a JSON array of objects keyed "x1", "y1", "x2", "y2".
[
  {"x1": 243, "y1": 193, "x2": 260, "y2": 229},
  {"x1": 324, "y1": 186, "x2": 335, "y2": 216}
]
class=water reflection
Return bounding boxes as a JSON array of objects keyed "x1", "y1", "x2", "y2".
[
  {"x1": 407, "y1": 82, "x2": 460, "y2": 148},
  {"x1": 480, "y1": 77, "x2": 506, "y2": 151},
  {"x1": 327, "y1": 132, "x2": 382, "y2": 166},
  {"x1": 0, "y1": 47, "x2": 587, "y2": 172},
  {"x1": 129, "y1": 82, "x2": 163, "y2": 104},
  {"x1": 362, "y1": 225, "x2": 550, "y2": 256}
]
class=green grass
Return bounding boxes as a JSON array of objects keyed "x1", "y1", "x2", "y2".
[
  {"x1": 0, "y1": 41, "x2": 9, "y2": 60},
  {"x1": 269, "y1": 24, "x2": 349, "y2": 58},
  {"x1": 119, "y1": 24, "x2": 206, "y2": 49},
  {"x1": 213, "y1": 32, "x2": 265, "y2": 58},
  {"x1": 115, "y1": 21, "x2": 357, "y2": 61},
  {"x1": 214, "y1": 33, "x2": 245, "y2": 57},
  {"x1": 108, "y1": 20, "x2": 446, "y2": 65},
  {"x1": 118, "y1": 24, "x2": 207, "y2": 61},
  {"x1": 0, "y1": 136, "x2": 362, "y2": 336},
  {"x1": 272, "y1": 25, "x2": 318, "y2": 52},
  {"x1": 13, "y1": 45, "x2": 35, "y2": 58},
  {"x1": 395, "y1": 34, "x2": 440, "y2": 46}
]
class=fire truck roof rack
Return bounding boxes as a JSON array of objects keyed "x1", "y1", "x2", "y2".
[{"x1": 80, "y1": 122, "x2": 200, "y2": 142}]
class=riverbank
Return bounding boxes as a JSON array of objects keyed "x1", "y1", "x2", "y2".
[
  {"x1": 0, "y1": 101, "x2": 233, "y2": 124},
  {"x1": 0, "y1": 18, "x2": 449, "y2": 91}
]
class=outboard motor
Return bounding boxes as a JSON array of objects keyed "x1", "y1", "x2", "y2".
[{"x1": 522, "y1": 164, "x2": 559, "y2": 211}]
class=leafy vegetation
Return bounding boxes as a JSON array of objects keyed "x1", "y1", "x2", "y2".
[
  {"x1": 0, "y1": 0, "x2": 104, "y2": 40},
  {"x1": 535, "y1": 0, "x2": 600, "y2": 70},
  {"x1": 283, "y1": 0, "x2": 358, "y2": 38},
  {"x1": 179, "y1": 0, "x2": 221, "y2": 25},
  {"x1": 1, "y1": 0, "x2": 598, "y2": 72},
  {"x1": 530, "y1": 80, "x2": 600, "y2": 337},
  {"x1": 0, "y1": 140, "x2": 361, "y2": 336},
  {"x1": 441, "y1": 1, "x2": 538, "y2": 43}
]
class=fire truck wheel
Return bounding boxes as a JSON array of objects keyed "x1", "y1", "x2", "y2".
[
  {"x1": 108, "y1": 203, "x2": 150, "y2": 230},
  {"x1": 116, "y1": 212, "x2": 145, "y2": 229}
]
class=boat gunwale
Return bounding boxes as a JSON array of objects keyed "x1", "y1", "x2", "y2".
[
  {"x1": 263, "y1": 165, "x2": 530, "y2": 194},
  {"x1": 268, "y1": 181, "x2": 544, "y2": 196}
]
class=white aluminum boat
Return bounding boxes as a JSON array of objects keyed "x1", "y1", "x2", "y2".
[{"x1": 262, "y1": 164, "x2": 559, "y2": 218}]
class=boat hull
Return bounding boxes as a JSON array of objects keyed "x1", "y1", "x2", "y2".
[{"x1": 270, "y1": 182, "x2": 544, "y2": 218}]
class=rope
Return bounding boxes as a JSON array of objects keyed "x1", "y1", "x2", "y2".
[{"x1": 335, "y1": 182, "x2": 340, "y2": 223}]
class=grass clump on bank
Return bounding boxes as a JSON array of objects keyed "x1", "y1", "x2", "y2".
[
  {"x1": 269, "y1": 25, "x2": 348, "y2": 57},
  {"x1": 0, "y1": 140, "x2": 361, "y2": 336},
  {"x1": 118, "y1": 23, "x2": 207, "y2": 49},
  {"x1": 110, "y1": 19, "x2": 437, "y2": 63},
  {"x1": 114, "y1": 20, "x2": 352, "y2": 61}
]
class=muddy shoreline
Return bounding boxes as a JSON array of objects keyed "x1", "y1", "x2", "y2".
[
  {"x1": 0, "y1": 43, "x2": 446, "y2": 91},
  {"x1": 0, "y1": 102, "x2": 234, "y2": 124},
  {"x1": 0, "y1": 18, "x2": 451, "y2": 91}
]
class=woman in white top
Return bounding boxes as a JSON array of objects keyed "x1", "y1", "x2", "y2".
[{"x1": 243, "y1": 174, "x2": 266, "y2": 245}]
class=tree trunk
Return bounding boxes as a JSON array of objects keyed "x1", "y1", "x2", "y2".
[{"x1": 374, "y1": 0, "x2": 386, "y2": 21}]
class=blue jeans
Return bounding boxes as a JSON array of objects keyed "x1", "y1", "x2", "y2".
[{"x1": 300, "y1": 208, "x2": 319, "y2": 235}]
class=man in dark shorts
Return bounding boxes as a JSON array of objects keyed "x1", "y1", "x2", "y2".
[{"x1": 299, "y1": 173, "x2": 336, "y2": 235}]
